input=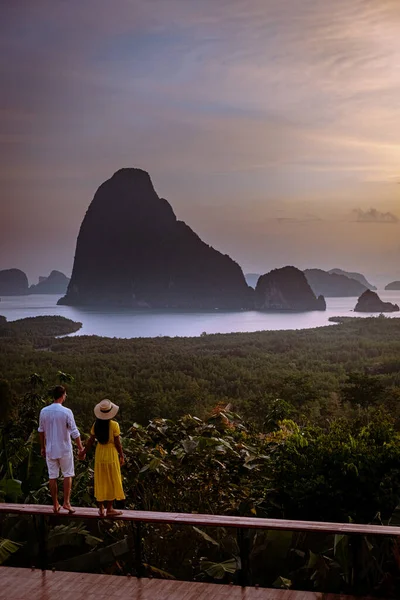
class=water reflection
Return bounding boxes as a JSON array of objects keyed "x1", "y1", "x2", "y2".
[{"x1": 0, "y1": 292, "x2": 399, "y2": 338}]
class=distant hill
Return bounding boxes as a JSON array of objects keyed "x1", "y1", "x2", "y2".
[
  {"x1": 328, "y1": 268, "x2": 376, "y2": 290},
  {"x1": 0, "y1": 269, "x2": 28, "y2": 295},
  {"x1": 304, "y1": 269, "x2": 367, "y2": 297},
  {"x1": 29, "y1": 270, "x2": 70, "y2": 294},
  {"x1": 59, "y1": 168, "x2": 253, "y2": 309},
  {"x1": 385, "y1": 281, "x2": 400, "y2": 290},
  {"x1": 255, "y1": 266, "x2": 326, "y2": 311},
  {"x1": 245, "y1": 273, "x2": 260, "y2": 288}
]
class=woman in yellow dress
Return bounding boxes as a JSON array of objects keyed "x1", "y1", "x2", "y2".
[{"x1": 82, "y1": 399, "x2": 125, "y2": 517}]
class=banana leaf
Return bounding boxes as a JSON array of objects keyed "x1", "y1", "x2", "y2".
[{"x1": 0, "y1": 538, "x2": 22, "y2": 565}]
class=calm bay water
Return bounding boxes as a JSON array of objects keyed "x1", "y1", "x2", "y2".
[{"x1": 1, "y1": 292, "x2": 399, "y2": 338}]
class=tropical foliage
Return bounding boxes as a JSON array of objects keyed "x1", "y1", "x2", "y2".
[
  {"x1": 1, "y1": 315, "x2": 400, "y2": 596},
  {"x1": 1, "y1": 314, "x2": 400, "y2": 429}
]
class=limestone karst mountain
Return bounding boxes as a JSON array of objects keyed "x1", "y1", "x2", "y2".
[
  {"x1": 385, "y1": 281, "x2": 400, "y2": 290},
  {"x1": 58, "y1": 168, "x2": 253, "y2": 309},
  {"x1": 255, "y1": 266, "x2": 326, "y2": 311},
  {"x1": 304, "y1": 269, "x2": 367, "y2": 297},
  {"x1": 328, "y1": 268, "x2": 376, "y2": 290},
  {"x1": 0, "y1": 269, "x2": 29, "y2": 295},
  {"x1": 29, "y1": 270, "x2": 70, "y2": 294}
]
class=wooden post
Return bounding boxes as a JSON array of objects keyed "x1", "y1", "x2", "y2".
[
  {"x1": 133, "y1": 521, "x2": 144, "y2": 578},
  {"x1": 237, "y1": 527, "x2": 251, "y2": 587},
  {"x1": 37, "y1": 514, "x2": 48, "y2": 572},
  {"x1": 351, "y1": 534, "x2": 363, "y2": 593}
]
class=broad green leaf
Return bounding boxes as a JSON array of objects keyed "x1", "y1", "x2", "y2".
[
  {"x1": 307, "y1": 550, "x2": 318, "y2": 569},
  {"x1": 143, "y1": 563, "x2": 176, "y2": 579},
  {"x1": 0, "y1": 477, "x2": 22, "y2": 502},
  {"x1": 182, "y1": 439, "x2": 198, "y2": 454},
  {"x1": 265, "y1": 529, "x2": 293, "y2": 571},
  {"x1": 334, "y1": 534, "x2": 350, "y2": 583},
  {"x1": 200, "y1": 557, "x2": 238, "y2": 579},
  {"x1": 389, "y1": 503, "x2": 400, "y2": 526},
  {"x1": 48, "y1": 523, "x2": 102, "y2": 551},
  {"x1": 273, "y1": 576, "x2": 292, "y2": 589},
  {"x1": 192, "y1": 526, "x2": 220, "y2": 547},
  {"x1": 0, "y1": 538, "x2": 22, "y2": 565}
]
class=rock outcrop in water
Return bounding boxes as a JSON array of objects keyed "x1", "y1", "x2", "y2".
[
  {"x1": 58, "y1": 168, "x2": 253, "y2": 309},
  {"x1": 385, "y1": 281, "x2": 400, "y2": 291},
  {"x1": 354, "y1": 290, "x2": 399, "y2": 313},
  {"x1": 255, "y1": 266, "x2": 326, "y2": 311},
  {"x1": 29, "y1": 270, "x2": 70, "y2": 295},
  {"x1": 0, "y1": 269, "x2": 28, "y2": 295},
  {"x1": 304, "y1": 268, "x2": 367, "y2": 297}
]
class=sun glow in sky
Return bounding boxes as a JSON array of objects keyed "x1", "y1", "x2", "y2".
[{"x1": 1, "y1": 0, "x2": 399, "y2": 284}]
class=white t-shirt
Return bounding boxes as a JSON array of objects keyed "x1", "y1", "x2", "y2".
[{"x1": 38, "y1": 403, "x2": 80, "y2": 459}]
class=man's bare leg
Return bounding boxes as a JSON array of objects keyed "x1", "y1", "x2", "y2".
[
  {"x1": 49, "y1": 479, "x2": 60, "y2": 513},
  {"x1": 62, "y1": 477, "x2": 75, "y2": 513}
]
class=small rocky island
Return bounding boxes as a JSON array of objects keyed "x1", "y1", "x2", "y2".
[
  {"x1": 255, "y1": 266, "x2": 326, "y2": 311},
  {"x1": 29, "y1": 270, "x2": 70, "y2": 294},
  {"x1": 354, "y1": 290, "x2": 399, "y2": 313},
  {"x1": 385, "y1": 281, "x2": 400, "y2": 291},
  {"x1": 0, "y1": 269, "x2": 29, "y2": 295},
  {"x1": 58, "y1": 168, "x2": 253, "y2": 309}
]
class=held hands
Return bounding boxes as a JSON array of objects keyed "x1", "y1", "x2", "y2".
[
  {"x1": 119, "y1": 454, "x2": 125, "y2": 466},
  {"x1": 78, "y1": 448, "x2": 86, "y2": 461}
]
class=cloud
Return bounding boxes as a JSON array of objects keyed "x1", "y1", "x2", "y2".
[
  {"x1": 353, "y1": 208, "x2": 399, "y2": 223},
  {"x1": 276, "y1": 214, "x2": 322, "y2": 224},
  {"x1": 1, "y1": 0, "x2": 400, "y2": 280}
]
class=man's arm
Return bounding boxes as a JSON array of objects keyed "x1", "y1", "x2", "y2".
[
  {"x1": 39, "y1": 431, "x2": 46, "y2": 458},
  {"x1": 38, "y1": 411, "x2": 46, "y2": 458},
  {"x1": 67, "y1": 410, "x2": 84, "y2": 454},
  {"x1": 73, "y1": 435, "x2": 84, "y2": 454}
]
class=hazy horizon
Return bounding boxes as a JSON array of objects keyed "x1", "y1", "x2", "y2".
[{"x1": 1, "y1": 1, "x2": 399, "y2": 285}]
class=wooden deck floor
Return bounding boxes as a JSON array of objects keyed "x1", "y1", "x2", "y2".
[{"x1": 0, "y1": 568, "x2": 385, "y2": 600}]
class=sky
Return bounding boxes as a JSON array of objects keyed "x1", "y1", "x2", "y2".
[{"x1": 1, "y1": 0, "x2": 399, "y2": 286}]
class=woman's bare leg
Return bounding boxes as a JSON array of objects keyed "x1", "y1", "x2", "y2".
[{"x1": 106, "y1": 501, "x2": 122, "y2": 517}]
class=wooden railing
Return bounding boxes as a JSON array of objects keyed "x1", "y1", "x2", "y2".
[{"x1": 1, "y1": 503, "x2": 400, "y2": 587}]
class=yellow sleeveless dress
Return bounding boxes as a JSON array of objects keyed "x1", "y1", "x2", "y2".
[{"x1": 91, "y1": 420, "x2": 125, "y2": 502}]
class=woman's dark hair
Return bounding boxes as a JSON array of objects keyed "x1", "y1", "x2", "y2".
[{"x1": 94, "y1": 419, "x2": 110, "y2": 444}]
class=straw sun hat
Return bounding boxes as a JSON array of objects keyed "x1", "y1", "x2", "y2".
[{"x1": 94, "y1": 399, "x2": 119, "y2": 420}]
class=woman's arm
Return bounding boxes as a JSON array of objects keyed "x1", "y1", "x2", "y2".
[{"x1": 114, "y1": 435, "x2": 124, "y2": 466}]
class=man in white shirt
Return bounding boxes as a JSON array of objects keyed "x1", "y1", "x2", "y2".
[{"x1": 38, "y1": 385, "x2": 84, "y2": 513}]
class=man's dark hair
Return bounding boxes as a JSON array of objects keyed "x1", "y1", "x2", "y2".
[{"x1": 53, "y1": 385, "x2": 66, "y2": 400}]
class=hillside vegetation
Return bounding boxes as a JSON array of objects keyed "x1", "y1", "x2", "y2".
[
  {"x1": 1, "y1": 314, "x2": 400, "y2": 428},
  {"x1": 2, "y1": 315, "x2": 400, "y2": 595}
]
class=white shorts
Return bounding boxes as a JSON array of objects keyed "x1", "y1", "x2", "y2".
[{"x1": 46, "y1": 453, "x2": 75, "y2": 479}]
